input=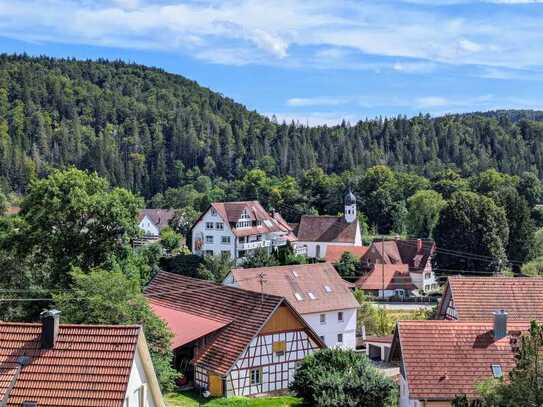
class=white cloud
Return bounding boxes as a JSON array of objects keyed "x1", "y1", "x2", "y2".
[
  {"x1": 393, "y1": 61, "x2": 437, "y2": 73},
  {"x1": 415, "y1": 96, "x2": 450, "y2": 108},
  {"x1": 286, "y1": 97, "x2": 349, "y2": 107},
  {"x1": 0, "y1": 0, "x2": 542, "y2": 70}
]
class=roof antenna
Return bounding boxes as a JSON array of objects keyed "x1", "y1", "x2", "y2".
[{"x1": 258, "y1": 272, "x2": 267, "y2": 306}]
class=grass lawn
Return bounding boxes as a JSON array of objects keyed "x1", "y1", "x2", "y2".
[{"x1": 165, "y1": 391, "x2": 302, "y2": 407}]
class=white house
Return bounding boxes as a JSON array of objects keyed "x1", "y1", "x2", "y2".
[
  {"x1": 0, "y1": 310, "x2": 164, "y2": 407},
  {"x1": 223, "y1": 263, "x2": 359, "y2": 349},
  {"x1": 292, "y1": 190, "x2": 363, "y2": 259},
  {"x1": 190, "y1": 201, "x2": 295, "y2": 264},
  {"x1": 138, "y1": 208, "x2": 175, "y2": 237},
  {"x1": 146, "y1": 272, "x2": 325, "y2": 397}
]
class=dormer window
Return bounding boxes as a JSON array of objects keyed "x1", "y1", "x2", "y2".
[
  {"x1": 241, "y1": 210, "x2": 250, "y2": 219},
  {"x1": 294, "y1": 292, "x2": 304, "y2": 301},
  {"x1": 324, "y1": 285, "x2": 332, "y2": 293},
  {"x1": 308, "y1": 292, "x2": 316, "y2": 300}
]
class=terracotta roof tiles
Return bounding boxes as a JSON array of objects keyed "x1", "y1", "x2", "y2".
[
  {"x1": 324, "y1": 246, "x2": 368, "y2": 263},
  {"x1": 0, "y1": 322, "x2": 141, "y2": 407},
  {"x1": 355, "y1": 264, "x2": 416, "y2": 291},
  {"x1": 295, "y1": 215, "x2": 358, "y2": 243},
  {"x1": 392, "y1": 320, "x2": 530, "y2": 400},
  {"x1": 229, "y1": 263, "x2": 359, "y2": 315}
]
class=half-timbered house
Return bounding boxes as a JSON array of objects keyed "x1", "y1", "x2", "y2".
[{"x1": 145, "y1": 271, "x2": 324, "y2": 397}]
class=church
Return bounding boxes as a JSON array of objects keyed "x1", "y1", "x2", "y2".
[{"x1": 291, "y1": 190, "x2": 363, "y2": 259}]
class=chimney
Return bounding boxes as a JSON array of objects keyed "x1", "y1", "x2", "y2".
[
  {"x1": 40, "y1": 309, "x2": 61, "y2": 349},
  {"x1": 493, "y1": 310, "x2": 508, "y2": 340},
  {"x1": 417, "y1": 239, "x2": 423, "y2": 253}
]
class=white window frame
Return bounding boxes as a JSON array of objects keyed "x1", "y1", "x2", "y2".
[
  {"x1": 250, "y1": 368, "x2": 262, "y2": 385},
  {"x1": 205, "y1": 222, "x2": 214, "y2": 229},
  {"x1": 221, "y1": 236, "x2": 231, "y2": 244},
  {"x1": 337, "y1": 333, "x2": 343, "y2": 343},
  {"x1": 205, "y1": 235, "x2": 214, "y2": 244},
  {"x1": 320, "y1": 313, "x2": 326, "y2": 325},
  {"x1": 216, "y1": 222, "x2": 224, "y2": 230}
]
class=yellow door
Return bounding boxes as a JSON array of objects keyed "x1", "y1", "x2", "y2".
[{"x1": 208, "y1": 373, "x2": 223, "y2": 397}]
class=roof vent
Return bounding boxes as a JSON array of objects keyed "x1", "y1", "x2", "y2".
[
  {"x1": 40, "y1": 309, "x2": 61, "y2": 349},
  {"x1": 493, "y1": 310, "x2": 508, "y2": 341}
]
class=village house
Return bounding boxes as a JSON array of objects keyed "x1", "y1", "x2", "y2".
[
  {"x1": 292, "y1": 190, "x2": 363, "y2": 259},
  {"x1": 145, "y1": 272, "x2": 324, "y2": 397},
  {"x1": 0, "y1": 310, "x2": 164, "y2": 407},
  {"x1": 436, "y1": 276, "x2": 543, "y2": 320},
  {"x1": 190, "y1": 201, "x2": 295, "y2": 264},
  {"x1": 138, "y1": 208, "x2": 175, "y2": 237},
  {"x1": 324, "y1": 245, "x2": 369, "y2": 263},
  {"x1": 389, "y1": 315, "x2": 530, "y2": 407},
  {"x1": 223, "y1": 263, "x2": 359, "y2": 349},
  {"x1": 362, "y1": 239, "x2": 437, "y2": 293},
  {"x1": 355, "y1": 264, "x2": 417, "y2": 299}
]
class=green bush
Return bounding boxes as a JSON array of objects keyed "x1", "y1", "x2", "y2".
[{"x1": 291, "y1": 348, "x2": 396, "y2": 407}]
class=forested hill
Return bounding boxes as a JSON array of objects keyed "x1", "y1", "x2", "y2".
[{"x1": 1, "y1": 54, "x2": 543, "y2": 198}]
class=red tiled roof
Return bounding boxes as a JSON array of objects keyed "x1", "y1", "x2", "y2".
[
  {"x1": 295, "y1": 215, "x2": 358, "y2": 243},
  {"x1": 363, "y1": 239, "x2": 434, "y2": 271},
  {"x1": 355, "y1": 264, "x2": 416, "y2": 291},
  {"x1": 138, "y1": 208, "x2": 175, "y2": 230},
  {"x1": 145, "y1": 272, "x2": 290, "y2": 375},
  {"x1": 325, "y1": 245, "x2": 368, "y2": 263},
  {"x1": 364, "y1": 335, "x2": 393, "y2": 344},
  {"x1": 440, "y1": 276, "x2": 543, "y2": 321},
  {"x1": 391, "y1": 320, "x2": 530, "y2": 400},
  {"x1": 4, "y1": 206, "x2": 21, "y2": 216},
  {"x1": 229, "y1": 263, "x2": 359, "y2": 315},
  {"x1": 150, "y1": 303, "x2": 230, "y2": 349},
  {"x1": 0, "y1": 322, "x2": 141, "y2": 407}
]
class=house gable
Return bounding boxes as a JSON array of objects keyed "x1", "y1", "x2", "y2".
[{"x1": 260, "y1": 304, "x2": 305, "y2": 335}]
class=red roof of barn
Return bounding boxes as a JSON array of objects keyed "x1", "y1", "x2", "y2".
[
  {"x1": 150, "y1": 303, "x2": 230, "y2": 349},
  {"x1": 390, "y1": 320, "x2": 530, "y2": 400},
  {"x1": 355, "y1": 264, "x2": 416, "y2": 291},
  {"x1": 325, "y1": 245, "x2": 368, "y2": 263},
  {"x1": 0, "y1": 322, "x2": 141, "y2": 407},
  {"x1": 438, "y1": 276, "x2": 543, "y2": 321},
  {"x1": 363, "y1": 239, "x2": 434, "y2": 271},
  {"x1": 229, "y1": 263, "x2": 359, "y2": 315},
  {"x1": 145, "y1": 272, "x2": 323, "y2": 375},
  {"x1": 294, "y1": 215, "x2": 358, "y2": 243}
]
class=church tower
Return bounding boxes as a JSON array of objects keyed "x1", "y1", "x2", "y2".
[{"x1": 344, "y1": 188, "x2": 357, "y2": 223}]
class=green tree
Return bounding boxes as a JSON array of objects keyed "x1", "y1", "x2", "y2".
[
  {"x1": 53, "y1": 268, "x2": 178, "y2": 391},
  {"x1": 291, "y1": 348, "x2": 396, "y2": 407},
  {"x1": 518, "y1": 171, "x2": 543, "y2": 207},
  {"x1": 160, "y1": 227, "x2": 181, "y2": 254},
  {"x1": 406, "y1": 190, "x2": 445, "y2": 238},
  {"x1": 433, "y1": 192, "x2": 509, "y2": 275},
  {"x1": 521, "y1": 256, "x2": 543, "y2": 276},
  {"x1": 196, "y1": 253, "x2": 235, "y2": 282},
  {"x1": 16, "y1": 168, "x2": 142, "y2": 288},
  {"x1": 169, "y1": 207, "x2": 199, "y2": 238},
  {"x1": 242, "y1": 247, "x2": 280, "y2": 268},
  {"x1": 0, "y1": 190, "x2": 6, "y2": 215},
  {"x1": 334, "y1": 252, "x2": 360, "y2": 279}
]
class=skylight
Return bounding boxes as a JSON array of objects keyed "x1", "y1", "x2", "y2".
[
  {"x1": 292, "y1": 271, "x2": 299, "y2": 278},
  {"x1": 491, "y1": 364, "x2": 503, "y2": 379},
  {"x1": 324, "y1": 285, "x2": 332, "y2": 293},
  {"x1": 308, "y1": 292, "x2": 316, "y2": 300},
  {"x1": 294, "y1": 292, "x2": 304, "y2": 301}
]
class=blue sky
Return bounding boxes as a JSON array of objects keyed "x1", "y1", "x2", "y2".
[{"x1": 0, "y1": 0, "x2": 543, "y2": 125}]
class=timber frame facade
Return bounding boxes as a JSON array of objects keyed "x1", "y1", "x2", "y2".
[{"x1": 194, "y1": 304, "x2": 322, "y2": 397}]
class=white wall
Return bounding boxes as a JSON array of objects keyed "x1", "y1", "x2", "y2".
[
  {"x1": 191, "y1": 209, "x2": 236, "y2": 258},
  {"x1": 139, "y1": 216, "x2": 160, "y2": 237},
  {"x1": 298, "y1": 222, "x2": 362, "y2": 259},
  {"x1": 123, "y1": 348, "x2": 157, "y2": 407},
  {"x1": 302, "y1": 308, "x2": 357, "y2": 349}
]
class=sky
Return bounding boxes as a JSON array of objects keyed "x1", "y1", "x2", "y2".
[{"x1": 0, "y1": 0, "x2": 543, "y2": 125}]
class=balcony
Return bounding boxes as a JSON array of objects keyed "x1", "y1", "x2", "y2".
[
  {"x1": 238, "y1": 240, "x2": 271, "y2": 250},
  {"x1": 272, "y1": 238, "x2": 288, "y2": 247},
  {"x1": 294, "y1": 246, "x2": 307, "y2": 256}
]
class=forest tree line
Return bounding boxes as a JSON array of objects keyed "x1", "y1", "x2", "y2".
[{"x1": 2, "y1": 54, "x2": 543, "y2": 201}]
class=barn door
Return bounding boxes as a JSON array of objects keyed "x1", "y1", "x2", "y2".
[{"x1": 208, "y1": 373, "x2": 223, "y2": 397}]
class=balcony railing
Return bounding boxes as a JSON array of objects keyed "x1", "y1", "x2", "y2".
[
  {"x1": 294, "y1": 246, "x2": 307, "y2": 255},
  {"x1": 272, "y1": 238, "x2": 288, "y2": 247},
  {"x1": 238, "y1": 240, "x2": 271, "y2": 250}
]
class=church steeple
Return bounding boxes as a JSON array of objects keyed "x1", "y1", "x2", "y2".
[{"x1": 344, "y1": 188, "x2": 356, "y2": 223}]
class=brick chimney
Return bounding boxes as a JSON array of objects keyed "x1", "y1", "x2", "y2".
[
  {"x1": 40, "y1": 309, "x2": 61, "y2": 349},
  {"x1": 493, "y1": 310, "x2": 508, "y2": 340},
  {"x1": 416, "y1": 238, "x2": 423, "y2": 254}
]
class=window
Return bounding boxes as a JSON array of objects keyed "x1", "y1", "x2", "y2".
[
  {"x1": 319, "y1": 335, "x2": 325, "y2": 342},
  {"x1": 338, "y1": 311, "x2": 343, "y2": 322},
  {"x1": 257, "y1": 220, "x2": 262, "y2": 226},
  {"x1": 256, "y1": 234, "x2": 262, "y2": 241},
  {"x1": 324, "y1": 285, "x2": 332, "y2": 293},
  {"x1": 241, "y1": 210, "x2": 250, "y2": 219},
  {"x1": 124, "y1": 397, "x2": 129, "y2": 407},
  {"x1": 216, "y1": 222, "x2": 224, "y2": 230},
  {"x1": 221, "y1": 250, "x2": 231, "y2": 257},
  {"x1": 206, "y1": 235, "x2": 214, "y2": 244},
  {"x1": 272, "y1": 341, "x2": 286, "y2": 356},
  {"x1": 308, "y1": 292, "x2": 316, "y2": 300},
  {"x1": 337, "y1": 333, "x2": 343, "y2": 343},
  {"x1": 424, "y1": 272, "x2": 432, "y2": 280},
  {"x1": 294, "y1": 292, "x2": 304, "y2": 301},
  {"x1": 320, "y1": 313, "x2": 326, "y2": 325},
  {"x1": 138, "y1": 384, "x2": 146, "y2": 407},
  {"x1": 221, "y1": 236, "x2": 231, "y2": 244},
  {"x1": 205, "y1": 250, "x2": 214, "y2": 256},
  {"x1": 491, "y1": 364, "x2": 503, "y2": 378},
  {"x1": 316, "y1": 245, "x2": 321, "y2": 258},
  {"x1": 250, "y1": 368, "x2": 262, "y2": 385},
  {"x1": 211, "y1": 208, "x2": 217, "y2": 216},
  {"x1": 205, "y1": 222, "x2": 214, "y2": 229}
]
